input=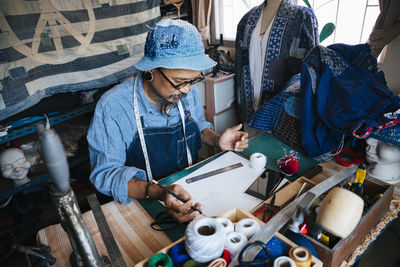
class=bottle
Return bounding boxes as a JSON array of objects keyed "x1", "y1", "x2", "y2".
[{"x1": 350, "y1": 162, "x2": 366, "y2": 197}]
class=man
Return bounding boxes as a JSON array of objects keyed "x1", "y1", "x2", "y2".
[{"x1": 87, "y1": 19, "x2": 249, "y2": 223}]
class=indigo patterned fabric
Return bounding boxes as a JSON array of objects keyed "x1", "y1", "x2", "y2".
[
  {"x1": 249, "y1": 74, "x2": 304, "y2": 152},
  {"x1": 301, "y1": 44, "x2": 400, "y2": 160},
  {"x1": 250, "y1": 43, "x2": 400, "y2": 161},
  {"x1": 235, "y1": 0, "x2": 319, "y2": 123},
  {"x1": 0, "y1": 0, "x2": 160, "y2": 121}
]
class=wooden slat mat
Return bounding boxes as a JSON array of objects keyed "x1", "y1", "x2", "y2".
[{"x1": 36, "y1": 200, "x2": 172, "y2": 266}]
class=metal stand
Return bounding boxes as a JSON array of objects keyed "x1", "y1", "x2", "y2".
[{"x1": 37, "y1": 125, "x2": 104, "y2": 267}]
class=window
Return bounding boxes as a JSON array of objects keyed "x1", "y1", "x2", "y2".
[
  {"x1": 297, "y1": 0, "x2": 380, "y2": 45},
  {"x1": 212, "y1": 0, "x2": 380, "y2": 46},
  {"x1": 213, "y1": 0, "x2": 263, "y2": 42}
]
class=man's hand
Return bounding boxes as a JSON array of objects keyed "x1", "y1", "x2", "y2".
[
  {"x1": 163, "y1": 184, "x2": 202, "y2": 223},
  {"x1": 218, "y1": 124, "x2": 249, "y2": 152}
]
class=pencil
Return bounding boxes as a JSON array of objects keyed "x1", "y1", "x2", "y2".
[{"x1": 154, "y1": 183, "x2": 204, "y2": 216}]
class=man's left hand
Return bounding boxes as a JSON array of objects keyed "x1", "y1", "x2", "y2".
[{"x1": 218, "y1": 124, "x2": 249, "y2": 152}]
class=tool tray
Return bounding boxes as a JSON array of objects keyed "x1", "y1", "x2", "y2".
[{"x1": 303, "y1": 178, "x2": 394, "y2": 267}]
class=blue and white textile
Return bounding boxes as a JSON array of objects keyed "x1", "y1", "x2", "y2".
[
  {"x1": 235, "y1": 0, "x2": 319, "y2": 123},
  {"x1": 250, "y1": 43, "x2": 400, "y2": 161},
  {"x1": 0, "y1": 0, "x2": 160, "y2": 121}
]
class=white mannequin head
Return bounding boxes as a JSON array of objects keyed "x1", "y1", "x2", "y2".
[
  {"x1": 0, "y1": 148, "x2": 31, "y2": 187},
  {"x1": 366, "y1": 137, "x2": 400, "y2": 184}
]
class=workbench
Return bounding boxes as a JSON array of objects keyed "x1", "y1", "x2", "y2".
[{"x1": 36, "y1": 133, "x2": 400, "y2": 266}]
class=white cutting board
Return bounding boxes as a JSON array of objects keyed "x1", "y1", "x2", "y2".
[{"x1": 174, "y1": 151, "x2": 263, "y2": 216}]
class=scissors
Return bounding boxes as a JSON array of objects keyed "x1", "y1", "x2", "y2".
[
  {"x1": 151, "y1": 211, "x2": 180, "y2": 231},
  {"x1": 237, "y1": 241, "x2": 272, "y2": 267},
  {"x1": 253, "y1": 195, "x2": 280, "y2": 223}
]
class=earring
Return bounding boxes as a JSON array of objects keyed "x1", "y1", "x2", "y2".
[{"x1": 143, "y1": 71, "x2": 153, "y2": 81}]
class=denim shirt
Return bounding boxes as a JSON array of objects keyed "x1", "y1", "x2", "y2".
[{"x1": 87, "y1": 74, "x2": 213, "y2": 204}]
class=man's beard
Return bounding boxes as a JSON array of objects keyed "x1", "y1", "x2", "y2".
[{"x1": 150, "y1": 86, "x2": 187, "y2": 114}]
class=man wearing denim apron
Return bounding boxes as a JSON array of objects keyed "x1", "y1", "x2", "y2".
[{"x1": 87, "y1": 19, "x2": 249, "y2": 223}]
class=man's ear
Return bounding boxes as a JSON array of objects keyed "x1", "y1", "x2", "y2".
[{"x1": 143, "y1": 70, "x2": 154, "y2": 81}]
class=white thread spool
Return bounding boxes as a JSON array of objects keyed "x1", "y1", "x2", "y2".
[
  {"x1": 235, "y1": 218, "x2": 261, "y2": 240},
  {"x1": 216, "y1": 217, "x2": 234, "y2": 235},
  {"x1": 185, "y1": 217, "x2": 225, "y2": 263},
  {"x1": 250, "y1": 153, "x2": 267, "y2": 173},
  {"x1": 224, "y1": 232, "x2": 248, "y2": 259},
  {"x1": 273, "y1": 256, "x2": 296, "y2": 267}
]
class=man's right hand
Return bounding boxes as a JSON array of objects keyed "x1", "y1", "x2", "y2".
[{"x1": 163, "y1": 184, "x2": 202, "y2": 223}]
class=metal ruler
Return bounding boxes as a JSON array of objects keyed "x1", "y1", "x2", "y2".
[
  {"x1": 186, "y1": 162, "x2": 244, "y2": 183},
  {"x1": 87, "y1": 194, "x2": 127, "y2": 267},
  {"x1": 228, "y1": 164, "x2": 358, "y2": 267}
]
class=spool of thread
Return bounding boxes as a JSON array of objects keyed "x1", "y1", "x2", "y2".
[
  {"x1": 221, "y1": 249, "x2": 231, "y2": 265},
  {"x1": 169, "y1": 241, "x2": 190, "y2": 267},
  {"x1": 185, "y1": 217, "x2": 225, "y2": 263},
  {"x1": 250, "y1": 153, "x2": 267, "y2": 173},
  {"x1": 235, "y1": 218, "x2": 261, "y2": 239},
  {"x1": 273, "y1": 256, "x2": 296, "y2": 267},
  {"x1": 207, "y1": 258, "x2": 227, "y2": 267},
  {"x1": 316, "y1": 187, "x2": 364, "y2": 238},
  {"x1": 216, "y1": 218, "x2": 234, "y2": 235},
  {"x1": 183, "y1": 259, "x2": 206, "y2": 267},
  {"x1": 224, "y1": 232, "x2": 248, "y2": 259},
  {"x1": 289, "y1": 246, "x2": 312, "y2": 267},
  {"x1": 147, "y1": 253, "x2": 174, "y2": 267}
]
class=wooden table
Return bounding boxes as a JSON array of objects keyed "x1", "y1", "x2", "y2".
[{"x1": 36, "y1": 159, "x2": 399, "y2": 266}]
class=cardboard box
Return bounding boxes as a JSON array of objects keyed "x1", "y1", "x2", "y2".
[
  {"x1": 303, "y1": 178, "x2": 394, "y2": 267},
  {"x1": 135, "y1": 207, "x2": 323, "y2": 267}
]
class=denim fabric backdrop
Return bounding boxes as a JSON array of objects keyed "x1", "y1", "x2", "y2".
[{"x1": 0, "y1": 0, "x2": 160, "y2": 121}]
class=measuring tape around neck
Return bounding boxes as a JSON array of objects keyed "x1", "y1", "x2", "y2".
[{"x1": 133, "y1": 74, "x2": 192, "y2": 183}]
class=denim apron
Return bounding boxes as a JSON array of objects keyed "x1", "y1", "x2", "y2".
[{"x1": 129, "y1": 74, "x2": 202, "y2": 181}]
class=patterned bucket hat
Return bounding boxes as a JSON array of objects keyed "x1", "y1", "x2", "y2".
[
  {"x1": 134, "y1": 19, "x2": 216, "y2": 71},
  {"x1": 369, "y1": 125, "x2": 400, "y2": 146}
]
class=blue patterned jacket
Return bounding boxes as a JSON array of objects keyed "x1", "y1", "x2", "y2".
[{"x1": 235, "y1": 0, "x2": 318, "y2": 123}]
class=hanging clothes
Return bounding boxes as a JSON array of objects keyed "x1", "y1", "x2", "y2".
[
  {"x1": 235, "y1": 0, "x2": 319, "y2": 123},
  {"x1": 301, "y1": 43, "x2": 400, "y2": 161},
  {"x1": 250, "y1": 43, "x2": 400, "y2": 162}
]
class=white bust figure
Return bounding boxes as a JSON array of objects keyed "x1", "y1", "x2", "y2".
[
  {"x1": 366, "y1": 137, "x2": 400, "y2": 184},
  {"x1": 0, "y1": 148, "x2": 31, "y2": 187}
]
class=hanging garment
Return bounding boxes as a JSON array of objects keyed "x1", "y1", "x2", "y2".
[
  {"x1": 249, "y1": 73, "x2": 304, "y2": 153},
  {"x1": 250, "y1": 43, "x2": 400, "y2": 162},
  {"x1": 301, "y1": 43, "x2": 400, "y2": 161},
  {"x1": 235, "y1": 0, "x2": 318, "y2": 123}
]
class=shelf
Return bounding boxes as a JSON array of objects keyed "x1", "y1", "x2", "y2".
[{"x1": 0, "y1": 103, "x2": 95, "y2": 145}]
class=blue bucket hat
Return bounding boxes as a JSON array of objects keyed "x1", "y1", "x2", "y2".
[{"x1": 134, "y1": 19, "x2": 216, "y2": 71}]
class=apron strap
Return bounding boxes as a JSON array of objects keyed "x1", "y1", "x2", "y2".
[
  {"x1": 133, "y1": 74, "x2": 192, "y2": 183},
  {"x1": 178, "y1": 100, "x2": 193, "y2": 166}
]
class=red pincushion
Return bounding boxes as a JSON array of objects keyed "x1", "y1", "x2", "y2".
[{"x1": 279, "y1": 158, "x2": 299, "y2": 175}]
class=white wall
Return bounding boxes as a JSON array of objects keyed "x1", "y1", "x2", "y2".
[{"x1": 381, "y1": 34, "x2": 400, "y2": 95}]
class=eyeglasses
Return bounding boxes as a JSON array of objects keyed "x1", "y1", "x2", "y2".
[{"x1": 157, "y1": 68, "x2": 204, "y2": 91}]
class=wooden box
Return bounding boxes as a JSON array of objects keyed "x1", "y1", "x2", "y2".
[
  {"x1": 251, "y1": 177, "x2": 318, "y2": 222},
  {"x1": 303, "y1": 178, "x2": 394, "y2": 267},
  {"x1": 135, "y1": 207, "x2": 323, "y2": 267}
]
